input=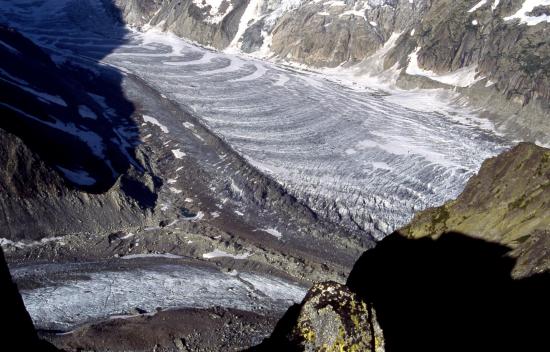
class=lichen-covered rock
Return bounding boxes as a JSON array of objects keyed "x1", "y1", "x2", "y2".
[
  {"x1": 254, "y1": 281, "x2": 384, "y2": 351},
  {"x1": 511, "y1": 229, "x2": 550, "y2": 278},
  {"x1": 293, "y1": 282, "x2": 384, "y2": 352}
]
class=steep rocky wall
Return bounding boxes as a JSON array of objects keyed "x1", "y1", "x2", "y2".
[
  {"x1": 114, "y1": 0, "x2": 250, "y2": 49},
  {"x1": 270, "y1": 0, "x2": 430, "y2": 67},
  {"x1": 0, "y1": 25, "x2": 157, "y2": 241},
  {"x1": 388, "y1": 0, "x2": 550, "y2": 143}
]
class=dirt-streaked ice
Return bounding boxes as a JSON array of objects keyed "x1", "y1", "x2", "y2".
[
  {"x1": 2, "y1": 0, "x2": 510, "y2": 238},
  {"x1": 11, "y1": 263, "x2": 306, "y2": 330}
]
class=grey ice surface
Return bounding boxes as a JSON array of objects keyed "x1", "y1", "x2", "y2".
[{"x1": 11, "y1": 262, "x2": 307, "y2": 330}]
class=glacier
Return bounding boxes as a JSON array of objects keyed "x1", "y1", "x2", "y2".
[{"x1": 0, "y1": 0, "x2": 509, "y2": 238}]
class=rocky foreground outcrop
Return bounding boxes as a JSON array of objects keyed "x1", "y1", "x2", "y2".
[
  {"x1": 252, "y1": 281, "x2": 384, "y2": 351},
  {"x1": 254, "y1": 142, "x2": 550, "y2": 351},
  {"x1": 400, "y1": 142, "x2": 550, "y2": 277}
]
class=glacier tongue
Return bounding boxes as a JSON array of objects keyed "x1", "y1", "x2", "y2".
[
  {"x1": 12, "y1": 262, "x2": 306, "y2": 330},
  {"x1": 104, "y1": 28, "x2": 507, "y2": 237}
]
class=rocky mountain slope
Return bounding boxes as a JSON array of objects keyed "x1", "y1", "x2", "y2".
[
  {"x1": 115, "y1": 0, "x2": 550, "y2": 144},
  {"x1": 0, "y1": 25, "x2": 158, "y2": 241},
  {"x1": 255, "y1": 142, "x2": 550, "y2": 351}
]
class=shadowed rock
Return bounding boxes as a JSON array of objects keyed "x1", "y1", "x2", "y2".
[
  {"x1": 347, "y1": 231, "x2": 550, "y2": 352},
  {"x1": 0, "y1": 2, "x2": 159, "y2": 241},
  {"x1": 0, "y1": 248, "x2": 59, "y2": 351},
  {"x1": 254, "y1": 142, "x2": 550, "y2": 351}
]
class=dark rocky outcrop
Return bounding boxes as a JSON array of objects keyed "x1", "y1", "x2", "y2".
[
  {"x1": 255, "y1": 142, "x2": 550, "y2": 351},
  {"x1": 0, "y1": 248, "x2": 59, "y2": 351},
  {"x1": 346, "y1": 231, "x2": 550, "y2": 352},
  {"x1": 400, "y1": 142, "x2": 550, "y2": 276}
]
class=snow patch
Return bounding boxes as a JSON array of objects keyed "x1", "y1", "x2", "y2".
[
  {"x1": 121, "y1": 253, "x2": 182, "y2": 260},
  {"x1": 57, "y1": 166, "x2": 96, "y2": 186},
  {"x1": 202, "y1": 249, "x2": 251, "y2": 260},
  {"x1": 504, "y1": 0, "x2": 550, "y2": 25},
  {"x1": 171, "y1": 149, "x2": 186, "y2": 158},
  {"x1": 469, "y1": 0, "x2": 487, "y2": 12},
  {"x1": 19, "y1": 85, "x2": 67, "y2": 106},
  {"x1": 78, "y1": 105, "x2": 97, "y2": 120},
  {"x1": 143, "y1": 114, "x2": 169, "y2": 133},
  {"x1": 191, "y1": 0, "x2": 233, "y2": 24},
  {"x1": 406, "y1": 48, "x2": 483, "y2": 87},
  {"x1": 261, "y1": 228, "x2": 282, "y2": 239},
  {"x1": 339, "y1": 10, "x2": 366, "y2": 20},
  {"x1": 0, "y1": 236, "x2": 66, "y2": 249}
]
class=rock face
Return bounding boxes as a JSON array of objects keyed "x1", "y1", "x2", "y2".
[
  {"x1": 253, "y1": 281, "x2": 384, "y2": 351},
  {"x1": 114, "y1": 0, "x2": 250, "y2": 49},
  {"x1": 0, "y1": 25, "x2": 157, "y2": 241},
  {"x1": 399, "y1": 142, "x2": 550, "y2": 276},
  {"x1": 0, "y1": 128, "x2": 155, "y2": 241},
  {"x1": 270, "y1": 0, "x2": 430, "y2": 67},
  {"x1": 388, "y1": 0, "x2": 550, "y2": 143}
]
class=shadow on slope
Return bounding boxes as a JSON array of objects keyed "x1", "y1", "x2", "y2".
[
  {"x1": 347, "y1": 232, "x2": 550, "y2": 352},
  {"x1": 0, "y1": 0, "x2": 143, "y2": 194}
]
